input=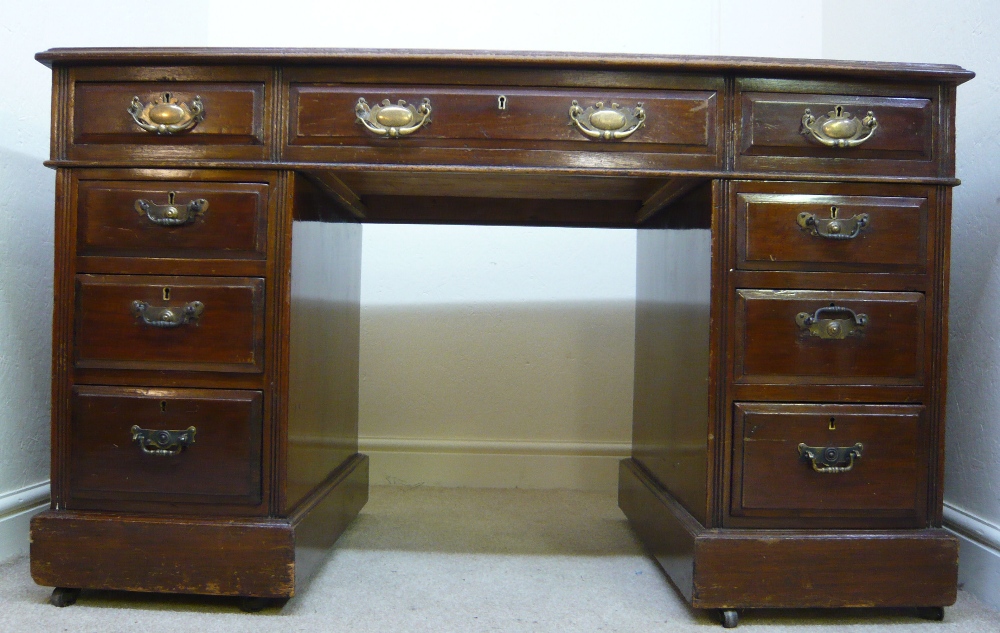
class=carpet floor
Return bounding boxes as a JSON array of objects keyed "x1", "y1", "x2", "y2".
[{"x1": 1, "y1": 486, "x2": 997, "y2": 632}]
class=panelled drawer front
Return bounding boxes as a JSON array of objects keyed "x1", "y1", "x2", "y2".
[
  {"x1": 735, "y1": 289, "x2": 924, "y2": 385},
  {"x1": 731, "y1": 402, "x2": 927, "y2": 527},
  {"x1": 737, "y1": 80, "x2": 939, "y2": 177},
  {"x1": 67, "y1": 386, "x2": 263, "y2": 512},
  {"x1": 67, "y1": 66, "x2": 270, "y2": 161},
  {"x1": 74, "y1": 275, "x2": 265, "y2": 373},
  {"x1": 288, "y1": 84, "x2": 720, "y2": 164},
  {"x1": 76, "y1": 179, "x2": 268, "y2": 260},
  {"x1": 736, "y1": 184, "x2": 929, "y2": 272}
]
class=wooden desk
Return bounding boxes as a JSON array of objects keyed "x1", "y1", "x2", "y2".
[{"x1": 30, "y1": 49, "x2": 973, "y2": 626}]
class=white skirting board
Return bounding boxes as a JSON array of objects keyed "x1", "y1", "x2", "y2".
[
  {"x1": 359, "y1": 438, "x2": 631, "y2": 492},
  {"x1": 0, "y1": 482, "x2": 50, "y2": 564},
  {"x1": 944, "y1": 502, "x2": 1000, "y2": 612}
]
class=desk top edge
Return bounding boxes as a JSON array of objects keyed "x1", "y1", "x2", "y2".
[{"x1": 35, "y1": 47, "x2": 975, "y2": 83}]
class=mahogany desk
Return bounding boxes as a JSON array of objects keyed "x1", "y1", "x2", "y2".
[{"x1": 29, "y1": 49, "x2": 973, "y2": 627}]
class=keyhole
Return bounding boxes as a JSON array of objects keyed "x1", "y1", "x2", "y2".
[
  {"x1": 830, "y1": 206, "x2": 839, "y2": 219},
  {"x1": 829, "y1": 417, "x2": 836, "y2": 430},
  {"x1": 162, "y1": 287, "x2": 171, "y2": 301},
  {"x1": 835, "y1": 105, "x2": 844, "y2": 117},
  {"x1": 160, "y1": 400, "x2": 168, "y2": 413},
  {"x1": 167, "y1": 191, "x2": 176, "y2": 204},
  {"x1": 164, "y1": 92, "x2": 172, "y2": 102},
  {"x1": 498, "y1": 95, "x2": 507, "y2": 110}
]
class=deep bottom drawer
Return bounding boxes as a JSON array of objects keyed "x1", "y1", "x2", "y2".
[
  {"x1": 67, "y1": 386, "x2": 264, "y2": 513},
  {"x1": 729, "y1": 402, "x2": 928, "y2": 528}
]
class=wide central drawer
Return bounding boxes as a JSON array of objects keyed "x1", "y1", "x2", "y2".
[
  {"x1": 734, "y1": 289, "x2": 924, "y2": 385},
  {"x1": 729, "y1": 402, "x2": 928, "y2": 528},
  {"x1": 74, "y1": 275, "x2": 265, "y2": 373},
  {"x1": 67, "y1": 386, "x2": 264, "y2": 513},
  {"x1": 286, "y1": 82, "x2": 722, "y2": 169}
]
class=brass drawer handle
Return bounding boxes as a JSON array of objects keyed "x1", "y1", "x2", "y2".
[
  {"x1": 134, "y1": 192, "x2": 208, "y2": 226},
  {"x1": 569, "y1": 100, "x2": 645, "y2": 140},
  {"x1": 798, "y1": 442, "x2": 863, "y2": 473},
  {"x1": 128, "y1": 92, "x2": 205, "y2": 135},
  {"x1": 795, "y1": 305, "x2": 868, "y2": 340},
  {"x1": 800, "y1": 105, "x2": 878, "y2": 148},
  {"x1": 131, "y1": 425, "x2": 196, "y2": 457},
  {"x1": 355, "y1": 97, "x2": 432, "y2": 137},
  {"x1": 797, "y1": 206, "x2": 869, "y2": 240},
  {"x1": 131, "y1": 300, "x2": 204, "y2": 328}
]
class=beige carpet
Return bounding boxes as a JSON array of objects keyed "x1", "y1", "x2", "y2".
[{"x1": 1, "y1": 486, "x2": 997, "y2": 632}]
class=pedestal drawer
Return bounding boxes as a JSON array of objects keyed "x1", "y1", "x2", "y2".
[
  {"x1": 736, "y1": 79, "x2": 941, "y2": 177},
  {"x1": 74, "y1": 275, "x2": 265, "y2": 373},
  {"x1": 67, "y1": 386, "x2": 264, "y2": 513},
  {"x1": 729, "y1": 402, "x2": 928, "y2": 528},
  {"x1": 734, "y1": 289, "x2": 924, "y2": 385},
  {"x1": 76, "y1": 178, "x2": 269, "y2": 260},
  {"x1": 735, "y1": 182, "x2": 930, "y2": 272}
]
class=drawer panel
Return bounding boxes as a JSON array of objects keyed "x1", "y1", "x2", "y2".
[
  {"x1": 736, "y1": 184, "x2": 929, "y2": 272},
  {"x1": 76, "y1": 179, "x2": 268, "y2": 260},
  {"x1": 287, "y1": 83, "x2": 721, "y2": 168},
  {"x1": 67, "y1": 386, "x2": 263, "y2": 511},
  {"x1": 74, "y1": 275, "x2": 265, "y2": 373},
  {"x1": 735, "y1": 289, "x2": 924, "y2": 384},
  {"x1": 736, "y1": 80, "x2": 940, "y2": 177},
  {"x1": 66, "y1": 66, "x2": 271, "y2": 161},
  {"x1": 730, "y1": 402, "x2": 927, "y2": 527}
]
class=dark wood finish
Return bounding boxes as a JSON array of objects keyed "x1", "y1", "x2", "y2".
[
  {"x1": 75, "y1": 174, "x2": 269, "y2": 261},
  {"x1": 735, "y1": 181, "x2": 930, "y2": 273},
  {"x1": 736, "y1": 79, "x2": 944, "y2": 178},
  {"x1": 730, "y1": 402, "x2": 927, "y2": 527},
  {"x1": 74, "y1": 274, "x2": 265, "y2": 373},
  {"x1": 734, "y1": 289, "x2": 924, "y2": 384},
  {"x1": 33, "y1": 48, "x2": 971, "y2": 620},
  {"x1": 66, "y1": 66, "x2": 271, "y2": 162},
  {"x1": 286, "y1": 174, "x2": 363, "y2": 510},
  {"x1": 619, "y1": 457, "x2": 958, "y2": 609},
  {"x1": 68, "y1": 386, "x2": 264, "y2": 513},
  {"x1": 31, "y1": 511, "x2": 295, "y2": 598}
]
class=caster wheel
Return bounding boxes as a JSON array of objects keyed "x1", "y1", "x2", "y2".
[
  {"x1": 721, "y1": 609, "x2": 739, "y2": 628},
  {"x1": 49, "y1": 587, "x2": 81, "y2": 608},
  {"x1": 239, "y1": 596, "x2": 270, "y2": 612},
  {"x1": 916, "y1": 606, "x2": 945, "y2": 621}
]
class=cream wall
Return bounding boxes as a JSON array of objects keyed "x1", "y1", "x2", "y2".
[{"x1": 3, "y1": 7, "x2": 996, "y2": 615}]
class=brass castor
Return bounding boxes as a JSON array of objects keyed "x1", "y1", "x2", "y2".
[
  {"x1": 721, "y1": 609, "x2": 739, "y2": 628},
  {"x1": 49, "y1": 587, "x2": 81, "y2": 607},
  {"x1": 239, "y1": 596, "x2": 270, "y2": 612},
  {"x1": 916, "y1": 606, "x2": 945, "y2": 621}
]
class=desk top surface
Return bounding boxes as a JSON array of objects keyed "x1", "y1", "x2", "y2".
[{"x1": 35, "y1": 48, "x2": 974, "y2": 83}]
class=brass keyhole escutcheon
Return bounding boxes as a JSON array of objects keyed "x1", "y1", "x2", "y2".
[
  {"x1": 829, "y1": 417, "x2": 836, "y2": 430},
  {"x1": 162, "y1": 287, "x2": 171, "y2": 301},
  {"x1": 498, "y1": 95, "x2": 507, "y2": 110}
]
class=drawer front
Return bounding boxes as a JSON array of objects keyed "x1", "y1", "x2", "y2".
[
  {"x1": 68, "y1": 68, "x2": 269, "y2": 161},
  {"x1": 74, "y1": 275, "x2": 265, "y2": 373},
  {"x1": 736, "y1": 184, "x2": 929, "y2": 272},
  {"x1": 288, "y1": 84, "x2": 720, "y2": 167},
  {"x1": 735, "y1": 289, "x2": 924, "y2": 384},
  {"x1": 736, "y1": 80, "x2": 939, "y2": 177},
  {"x1": 730, "y1": 402, "x2": 927, "y2": 527},
  {"x1": 76, "y1": 179, "x2": 268, "y2": 260},
  {"x1": 67, "y1": 386, "x2": 263, "y2": 512}
]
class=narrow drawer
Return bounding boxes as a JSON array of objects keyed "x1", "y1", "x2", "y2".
[
  {"x1": 76, "y1": 177, "x2": 268, "y2": 260},
  {"x1": 67, "y1": 386, "x2": 263, "y2": 512},
  {"x1": 67, "y1": 66, "x2": 269, "y2": 161},
  {"x1": 286, "y1": 83, "x2": 721, "y2": 168},
  {"x1": 74, "y1": 275, "x2": 265, "y2": 373},
  {"x1": 735, "y1": 182, "x2": 929, "y2": 272},
  {"x1": 734, "y1": 289, "x2": 924, "y2": 385},
  {"x1": 730, "y1": 402, "x2": 928, "y2": 527},
  {"x1": 736, "y1": 79, "x2": 939, "y2": 177}
]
